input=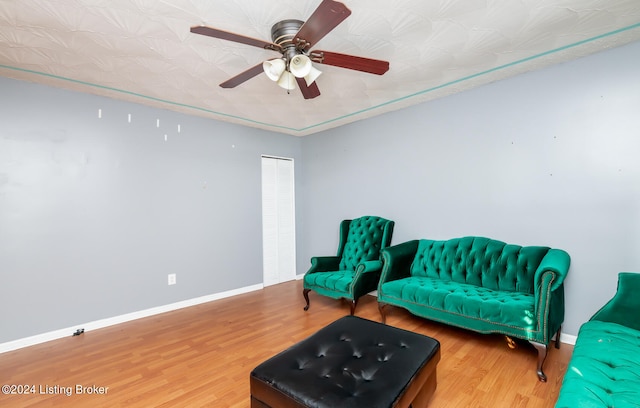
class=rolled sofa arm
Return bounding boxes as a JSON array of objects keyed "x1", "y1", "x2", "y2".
[
  {"x1": 356, "y1": 260, "x2": 383, "y2": 274},
  {"x1": 379, "y1": 240, "x2": 419, "y2": 286},
  {"x1": 534, "y1": 248, "x2": 571, "y2": 292},
  {"x1": 308, "y1": 256, "x2": 341, "y2": 274}
]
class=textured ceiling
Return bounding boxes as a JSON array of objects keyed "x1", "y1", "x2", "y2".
[{"x1": 1, "y1": 0, "x2": 639, "y2": 136}]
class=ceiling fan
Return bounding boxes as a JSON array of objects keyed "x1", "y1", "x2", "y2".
[{"x1": 190, "y1": 0, "x2": 389, "y2": 99}]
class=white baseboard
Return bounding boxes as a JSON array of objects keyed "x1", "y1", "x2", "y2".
[
  {"x1": 0, "y1": 283, "x2": 263, "y2": 354},
  {"x1": 4, "y1": 280, "x2": 574, "y2": 355},
  {"x1": 559, "y1": 332, "x2": 577, "y2": 346}
]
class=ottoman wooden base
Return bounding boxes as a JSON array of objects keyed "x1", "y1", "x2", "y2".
[{"x1": 250, "y1": 316, "x2": 440, "y2": 408}]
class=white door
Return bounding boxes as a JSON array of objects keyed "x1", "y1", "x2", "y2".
[{"x1": 261, "y1": 156, "x2": 296, "y2": 286}]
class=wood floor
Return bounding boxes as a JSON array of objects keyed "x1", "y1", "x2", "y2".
[{"x1": 0, "y1": 280, "x2": 573, "y2": 407}]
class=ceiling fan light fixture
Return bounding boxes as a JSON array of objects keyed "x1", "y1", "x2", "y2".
[
  {"x1": 289, "y1": 54, "x2": 312, "y2": 78},
  {"x1": 263, "y1": 58, "x2": 286, "y2": 81},
  {"x1": 277, "y1": 71, "x2": 296, "y2": 90},
  {"x1": 304, "y1": 65, "x2": 322, "y2": 86}
]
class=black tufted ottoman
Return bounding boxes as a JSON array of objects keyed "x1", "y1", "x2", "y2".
[{"x1": 250, "y1": 316, "x2": 440, "y2": 408}]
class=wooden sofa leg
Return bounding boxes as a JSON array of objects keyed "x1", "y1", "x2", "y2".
[
  {"x1": 349, "y1": 299, "x2": 358, "y2": 316},
  {"x1": 303, "y1": 289, "x2": 311, "y2": 311},
  {"x1": 378, "y1": 303, "x2": 388, "y2": 324},
  {"x1": 555, "y1": 326, "x2": 562, "y2": 349},
  {"x1": 529, "y1": 341, "x2": 548, "y2": 382}
]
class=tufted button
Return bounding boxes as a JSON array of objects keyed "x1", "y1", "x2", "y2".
[{"x1": 297, "y1": 358, "x2": 310, "y2": 370}]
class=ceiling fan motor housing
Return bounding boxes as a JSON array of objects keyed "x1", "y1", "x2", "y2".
[{"x1": 271, "y1": 19, "x2": 305, "y2": 62}]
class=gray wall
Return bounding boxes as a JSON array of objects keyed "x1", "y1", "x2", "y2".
[
  {"x1": 1, "y1": 40, "x2": 638, "y2": 344},
  {"x1": 0, "y1": 77, "x2": 302, "y2": 343},
  {"x1": 300, "y1": 40, "x2": 640, "y2": 336}
]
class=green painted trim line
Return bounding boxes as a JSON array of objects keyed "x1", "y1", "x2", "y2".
[
  {"x1": 0, "y1": 64, "x2": 300, "y2": 133},
  {"x1": 299, "y1": 21, "x2": 640, "y2": 132},
  {"x1": 1, "y1": 21, "x2": 639, "y2": 134}
]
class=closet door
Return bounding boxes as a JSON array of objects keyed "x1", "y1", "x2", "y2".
[{"x1": 261, "y1": 156, "x2": 296, "y2": 286}]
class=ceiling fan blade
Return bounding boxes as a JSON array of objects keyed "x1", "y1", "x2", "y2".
[
  {"x1": 191, "y1": 25, "x2": 281, "y2": 52},
  {"x1": 310, "y1": 50, "x2": 389, "y2": 75},
  {"x1": 294, "y1": 0, "x2": 351, "y2": 50},
  {"x1": 219, "y1": 63, "x2": 264, "y2": 88},
  {"x1": 296, "y1": 77, "x2": 321, "y2": 99}
]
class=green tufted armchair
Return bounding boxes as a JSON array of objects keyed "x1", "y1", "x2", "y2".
[
  {"x1": 555, "y1": 273, "x2": 640, "y2": 406},
  {"x1": 303, "y1": 216, "x2": 395, "y2": 315}
]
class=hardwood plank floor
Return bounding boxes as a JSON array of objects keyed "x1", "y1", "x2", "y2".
[{"x1": 0, "y1": 280, "x2": 573, "y2": 407}]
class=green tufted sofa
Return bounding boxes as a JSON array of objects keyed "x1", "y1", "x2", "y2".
[
  {"x1": 377, "y1": 236, "x2": 570, "y2": 382},
  {"x1": 555, "y1": 272, "x2": 640, "y2": 407}
]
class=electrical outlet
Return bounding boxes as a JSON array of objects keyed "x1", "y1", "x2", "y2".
[{"x1": 168, "y1": 273, "x2": 176, "y2": 285}]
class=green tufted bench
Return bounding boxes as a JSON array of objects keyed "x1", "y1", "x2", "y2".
[
  {"x1": 555, "y1": 272, "x2": 640, "y2": 407},
  {"x1": 377, "y1": 236, "x2": 570, "y2": 382}
]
